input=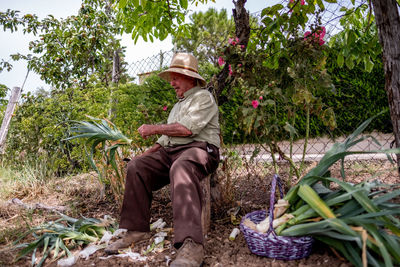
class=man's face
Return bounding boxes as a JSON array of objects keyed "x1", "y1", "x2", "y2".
[{"x1": 170, "y1": 72, "x2": 195, "y2": 98}]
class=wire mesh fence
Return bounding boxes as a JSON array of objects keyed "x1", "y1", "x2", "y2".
[
  {"x1": 126, "y1": 50, "x2": 174, "y2": 84},
  {"x1": 214, "y1": 135, "x2": 397, "y2": 197},
  {"x1": 123, "y1": 0, "x2": 396, "y2": 179}
]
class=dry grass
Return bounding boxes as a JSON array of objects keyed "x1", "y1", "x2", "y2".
[{"x1": 0, "y1": 171, "x2": 106, "y2": 243}]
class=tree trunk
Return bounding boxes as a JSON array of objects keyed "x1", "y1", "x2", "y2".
[
  {"x1": 208, "y1": 0, "x2": 250, "y2": 105},
  {"x1": 371, "y1": 0, "x2": 400, "y2": 173}
]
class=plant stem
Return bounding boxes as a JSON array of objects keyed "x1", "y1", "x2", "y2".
[
  {"x1": 300, "y1": 105, "x2": 310, "y2": 174},
  {"x1": 288, "y1": 109, "x2": 296, "y2": 186},
  {"x1": 260, "y1": 142, "x2": 300, "y2": 179},
  {"x1": 269, "y1": 142, "x2": 279, "y2": 174}
]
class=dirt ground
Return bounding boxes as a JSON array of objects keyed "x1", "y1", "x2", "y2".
[{"x1": 0, "y1": 159, "x2": 398, "y2": 267}]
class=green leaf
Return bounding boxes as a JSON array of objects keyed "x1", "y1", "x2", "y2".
[
  {"x1": 381, "y1": 231, "x2": 400, "y2": 263},
  {"x1": 337, "y1": 53, "x2": 344, "y2": 67},
  {"x1": 53, "y1": 238, "x2": 61, "y2": 259},
  {"x1": 345, "y1": 56, "x2": 355, "y2": 69},
  {"x1": 42, "y1": 236, "x2": 50, "y2": 255},
  {"x1": 283, "y1": 122, "x2": 298, "y2": 138},
  {"x1": 315, "y1": 236, "x2": 360, "y2": 266},
  {"x1": 327, "y1": 178, "x2": 379, "y2": 213},
  {"x1": 298, "y1": 184, "x2": 336, "y2": 219},
  {"x1": 362, "y1": 224, "x2": 394, "y2": 267},
  {"x1": 364, "y1": 56, "x2": 374, "y2": 72},
  {"x1": 179, "y1": 0, "x2": 188, "y2": 9},
  {"x1": 118, "y1": 0, "x2": 129, "y2": 9},
  {"x1": 316, "y1": 0, "x2": 325, "y2": 10},
  {"x1": 346, "y1": 29, "x2": 357, "y2": 45},
  {"x1": 16, "y1": 239, "x2": 42, "y2": 260}
]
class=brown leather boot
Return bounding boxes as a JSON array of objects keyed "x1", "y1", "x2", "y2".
[
  {"x1": 104, "y1": 231, "x2": 150, "y2": 254},
  {"x1": 170, "y1": 238, "x2": 204, "y2": 267}
]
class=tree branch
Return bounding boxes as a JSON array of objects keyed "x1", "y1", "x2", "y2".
[{"x1": 207, "y1": 0, "x2": 250, "y2": 106}]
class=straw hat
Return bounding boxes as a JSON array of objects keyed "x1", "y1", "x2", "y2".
[{"x1": 158, "y1": 53, "x2": 206, "y2": 87}]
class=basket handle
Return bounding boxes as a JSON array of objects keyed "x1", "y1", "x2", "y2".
[{"x1": 267, "y1": 174, "x2": 284, "y2": 237}]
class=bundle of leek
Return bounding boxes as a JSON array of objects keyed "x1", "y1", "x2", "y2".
[
  {"x1": 14, "y1": 214, "x2": 115, "y2": 267},
  {"x1": 250, "y1": 113, "x2": 400, "y2": 267},
  {"x1": 64, "y1": 116, "x2": 135, "y2": 203}
]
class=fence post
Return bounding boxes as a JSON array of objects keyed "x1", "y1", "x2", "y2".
[
  {"x1": 159, "y1": 50, "x2": 164, "y2": 71},
  {"x1": 112, "y1": 50, "x2": 120, "y2": 83},
  {"x1": 109, "y1": 50, "x2": 120, "y2": 119},
  {"x1": 0, "y1": 87, "x2": 21, "y2": 154}
]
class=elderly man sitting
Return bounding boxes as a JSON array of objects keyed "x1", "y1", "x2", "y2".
[{"x1": 105, "y1": 53, "x2": 220, "y2": 267}]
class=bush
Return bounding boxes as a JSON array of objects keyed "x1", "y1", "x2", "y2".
[
  {"x1": 4, "y1": 75, "x2": 177, "y2": 175},
  {"x1": 5, "y1": 84, "x2": 110, "y2": 175}
]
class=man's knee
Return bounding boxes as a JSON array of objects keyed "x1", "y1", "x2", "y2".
[{"x1": 127, "y1": 156, "x2": 147, "y2": 171}]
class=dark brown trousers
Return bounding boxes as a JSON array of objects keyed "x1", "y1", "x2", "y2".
[{"x1": 119, "y1": 141, "x2": 219, "y2": 246}]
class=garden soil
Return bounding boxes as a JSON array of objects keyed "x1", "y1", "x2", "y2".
[{"x1": 0, "y1": 160, "x2": 398, "y2": 267}]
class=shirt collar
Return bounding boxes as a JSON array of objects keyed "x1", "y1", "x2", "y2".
[{"x1": 179, "y1": 86, "x2": 202, "y2": 101}]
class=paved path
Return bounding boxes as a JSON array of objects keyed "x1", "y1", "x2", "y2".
[{"x1": 224, "y1": 132, "x2": 395, "y2": 162}]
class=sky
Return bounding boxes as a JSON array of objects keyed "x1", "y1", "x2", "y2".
[{"x1": 0, "y1": 0, "x2": 275, "y2": 95}]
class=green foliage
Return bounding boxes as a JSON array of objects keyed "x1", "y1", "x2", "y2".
[
  {"x1": 112, "y1": 74, "x2": 177, "y2": 145},
  {"x1": 219, "y1": 19, "x2": 336, "y2": 177},
  {"x1": 330, "y1": 4, "x2": 381, "y2": 72},
  {"x1": 5, "y1": 83, "x2": 111, "y2": 175},
  {"x1": 173, "y1": 8, "x2": 235, "y2": 66},
  {"x1": 0, "y1": 1, "x2": 123, "y2": 89},
  {"x1": 324, "y1": 48, "x2": 391, "y2": 134},
  {"x1": 219, "y1": 85, "x2": 246, "y2": 144},
  {"x1": 0, "y1": 1, "x2": 393, "y2": 183},
  {"x1": 0, "y1": 84, "x2": 9, "y2": 109},
  {"x1": 4, "y1": 75, "x2": 176, "y2": 176},
  {"x1": 113, "y1": 0, "x2": 214, "y2": 42}
]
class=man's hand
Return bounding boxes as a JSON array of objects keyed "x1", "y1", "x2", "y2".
[
  {"x1": 138, "y1": 124, "x2": 155, "y2": 139},
  {"x1": 137, "y1": 123, "x2": 192, "y2": 139}
]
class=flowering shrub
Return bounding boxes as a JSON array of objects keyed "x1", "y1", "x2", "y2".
[
  {"x1": 304, "y1": 26, "x2": 326, "y2": 46},
  {"x1": 216, "y1": 15, "x2": 336, "y2": 179}
]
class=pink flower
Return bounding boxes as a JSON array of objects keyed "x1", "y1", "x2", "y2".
[
  {"x1": 229, "y1": 64, "x2": 233, "y2": 76},
  {"x1": 228, "y1": 37, "x2": 239, "y2": 46},
  {"x1": 300, "y1": 0, "x2": 305, "y2": 5},
  {"x1": 252, "y1": 100, "x2": 259, "y2": 109},
  {"x1": 259, "y1": 96, "x2": 263, "y2": 100},
  {"x1": 315, "y1": 27, "x2": 326, "y2": 45},
  {"x1": 304, "y1": 26, "x2": 326, "y2": 46},
  {"x1": 163, "y1": 106, "x2": 168, "y2": 111},
  {"x1": 318, "y1": 26, "x2": 326, "y2": 38},
  {"x1": 218, "y1": 56, "x2": 225, "y2": 66}
]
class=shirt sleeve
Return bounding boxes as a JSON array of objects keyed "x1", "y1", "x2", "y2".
[
  {"x1": 156, "y1": 135, "x2": 168, "y2": 147},
  {"x1": 178, "y1": 92, "x2": 218, "y2": 136}
]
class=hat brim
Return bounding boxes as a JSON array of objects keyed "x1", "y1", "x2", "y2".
[{"x1": 158, "y1": 68, "x2": 207, "y2": 87}]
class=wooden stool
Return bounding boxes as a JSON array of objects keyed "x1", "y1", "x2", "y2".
[{"x1": 200, "y1": 174, "x2": 211, "y2": 236}]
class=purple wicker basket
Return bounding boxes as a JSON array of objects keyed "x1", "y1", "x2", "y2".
[{"x1": 239, "y1": 174, "x2": 314, "y2": 260}]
